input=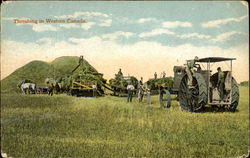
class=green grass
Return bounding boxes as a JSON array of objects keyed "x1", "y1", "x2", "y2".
[{"x1": 1, "y1": 87, "x2": 249, "y2": 157}]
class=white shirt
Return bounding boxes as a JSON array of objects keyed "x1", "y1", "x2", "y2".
[{"x1": 127, "y1": 85, "x2": 135, "y2": 90}]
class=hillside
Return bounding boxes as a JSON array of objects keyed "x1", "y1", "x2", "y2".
[
  {"x1": 51, "y1": 56, "x2": 98, "y2": 75},
  {"x1": 1, "y1": 56, "x2": 99, "y2": 93}
]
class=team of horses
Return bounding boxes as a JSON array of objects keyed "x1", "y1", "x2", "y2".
[
  {"x1": 17, "y1": 82, "x2": 37, "y2": 94},
  {"x1": 17, "y1": 81, "x2": 61, "y2": 96}
]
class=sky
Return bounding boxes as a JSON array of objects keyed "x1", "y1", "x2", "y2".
[{"x1": 1, "y1": 1, "x2": 249, "y2": 82}]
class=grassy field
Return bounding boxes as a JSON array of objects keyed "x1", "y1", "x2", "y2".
[{"x1": 1, "y1": 86, "x2": 249, "y2": 157}]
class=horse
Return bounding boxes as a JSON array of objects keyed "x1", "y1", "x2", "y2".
[{"x1": 18, "y1": 83, "x2": 36, "y2": 94}]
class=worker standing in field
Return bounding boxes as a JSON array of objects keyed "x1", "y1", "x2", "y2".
[
  {"x1": 127, "y1": 82, "x2": 135, "y2": 102},
  {"x1": 145, "y1": 84, "x2": 151, "y2": 104},
  {"x1": 48, "y1": 83, "x2": 54, "y2": 96},
  {"x1": 92, "y1": 84, "x2": 97, "y2": 97},
  {"x1": 217, "y1": 67, "x2": 225, "y2": 102},
  {"x1": 138, "y1": 78, "x2": 144, "y2": 102}
]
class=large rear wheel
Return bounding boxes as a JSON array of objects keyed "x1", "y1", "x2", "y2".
[
  {"x1": 179, "y1": 73, "x2": 207, "y2": 112},
  {"x1": 229, "y1": 78, "x2": 239, "y2": 112}
]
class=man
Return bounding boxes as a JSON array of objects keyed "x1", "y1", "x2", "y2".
[
  {"x1": 115, "y1": 68, "x2": 123, "y2": 82},
  {"x1": 140, "y1": 77, "x2": 143, "y2": 83},
  {"x1": 92, "y1": 84, "x2": 97, "y2": 97},
  {"x1": 217, "y1": 67, "x2": 225, "y2": 102},
  {"x1": 162, "y1": 71, "x2": 166, "y2": 78},
  {"x1": 185, "y1": 56, "x2": 199, "y2": 87},
  {"x1": 127, "y1": 82, "x2": 135, "y2": 102},
  {"x1": 79, "y1": 55, "x2": 84, "y2": 64},
  {"x1": 48, "y1": 83, "x2": 54, "y2": 96},
  {"x1": 138, "y1": 79, "x2": 144, "y2": 102},
  {"x1": 145, "y1": 84, "x2": 151, "y2": 104},
  {"x1": 154, "y1": 72, "x2": 157, "y2": 79},
  {"x1": 118, "y1": 68, "x2": 123, "y2": 77}
]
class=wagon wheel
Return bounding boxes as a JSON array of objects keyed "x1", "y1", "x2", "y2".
[
  {"x1": 159, "y1": 89, "x2": 171, "y2": 108},
  {"x1": 229, "y1": 78, "x2": 239, "y2": 112},
  {"x1": 179, "y1": 73, "x2": 207, "y2": 112}
]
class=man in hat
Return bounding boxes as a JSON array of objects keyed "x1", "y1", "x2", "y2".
[
  {"x1": 138, "y1": 78, "x2": 145, "y2": 102},
  {"x1": 185, "y1": 56, "x2": 199, "y2": 87},
  {"x1": 48, "y1": 83, "x2": 54, "y2": 96},
  {"x1": 118, "y1": 68, "x2": 123, "y2": 77},
  {"x1": 154, "y1": 72, "x2": 157, "y2": 79},
  {"x1": 127, "y1": 82, "x2": 135, "y2": 102},
  {"x1": 217, "y1": 67, "x2": 225, "y2": 102},
  {"x1": 162, "y1": 71, "x2": 166, "y2": 78},
  {"x1": 145, "y1": 84, "x2": 151, "y2": 104}
]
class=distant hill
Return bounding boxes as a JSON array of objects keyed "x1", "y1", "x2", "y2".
[
  {"x1": 1, "y1": 56, "x2": 98, "y2": 93},
  {"x1": 239, "y1": 81, "x2": 249, "y2": 87}
]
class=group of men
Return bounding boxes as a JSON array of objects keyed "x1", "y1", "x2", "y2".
[
  {"x1": 154, "y1": 71, "x2": 166, "y2": 79},
  {"x1": 126, "y1": 77, "x2": 151, "y2": 104}
]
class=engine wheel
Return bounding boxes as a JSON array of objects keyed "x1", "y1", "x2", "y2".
[
  {"x1": 179, "y1": 73, "x2": 207, "y2": 112},
  {"x1": 229, "y1": 78, "x2": 239, "y2": 112},
  {"x1": 159, "y1": 89, "x2": 171, "y2": 108}
]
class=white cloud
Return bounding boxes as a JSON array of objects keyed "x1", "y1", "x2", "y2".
[
  {"x1": 102, "y1": 31, "x2": 135, "y2": 40},
  {"x1": 59, "y1": 23, "x2": 79, "y2": 29},
  {"x1": 32, "y1": 24, "x2": 59, "y2": 32},
  {"x1": 139, "y1": 29, "x2": 175, "y2": 38},
  {"x1": 2, "y1": 17, "x2": 32, "y2": 21},
  {"x1": 139, "y1": 28, "x2": 210, "y2": 39},
  {"x1": 177, "y1": 33, "x2": 211, "y2": 39},
  {"x1": 54, "y1": 11, "x2": 109, "y2": 19},
  {"x1": 116, "y1": 17, "x2": 136, "y2": 24},
  {"x1": 201, "y1": 15, "x2": 247, "y2": 28},
  {"x1": 81, "y1": 22, "x2": 96, "y2": 30},
  {"x1": 162, "y1": 21, "x2": 192, "y2": 28},
  {"x1": 2, "y1": 17, "x2": 16, "y2": 21},
  {"x1": 137, "y1": 18, "x2": 157, "y2": 23},
  {"x1": 1, "y1": 38, "x2": 248, "y2": 82},
  {"x1": 99, "y1": 19, "x2": 112, "y2": 27},
  {"x1": 68, "y1": 37, "x2": 81, "y2": 44},
  {"x1": 211, "y1": 31, "x2": 240, "y2": 43},
  {"x1": 36, "y1": 38, "x2": 54, "y2": 45}
]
